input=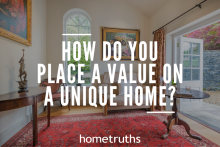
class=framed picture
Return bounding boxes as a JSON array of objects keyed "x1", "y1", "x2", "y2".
[
  {"x1": 101, "y1": 27, "x2": 140, "y2": 60},
  {"x1": 0, "y1": 0, "x2": 32, "y2": 46}
]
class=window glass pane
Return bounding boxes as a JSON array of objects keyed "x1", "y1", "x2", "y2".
[
  {"x1": 70, "y1": 15, "x2": 79, "y2": 25},
  {"x1": 192, "y1": 43, "x2": 200, "y2": 55},
  {"x1": 192, "y1": 56, "x2": 200, "y2": 68},
  {"x1": 79, "y1": 35, "x2": 90, "y2": 42},
  {"x1": 67, "y1": 66, "x2": 78, "y2": 85},
  {"x1": 67, "y1": 36, "x2": 79, "y2": 66},
  {"x1": 79, "y1": 26, "x2": 90, "y2": 34},
  {"x1": 80, "y1": 56, "x2": 90, "y2": 65},
  {"x1": 65, "y1": 14, "x2": 91, "y2": 85},
  {"x1": 79, "y1": 15, "x2": 87, "y2": 25},
  {"x1": 183, "y1": 55, "x2": 191, "y2": 67},
  {"x1": 68, "y1": 57, "x2": 78, "y2": 68},
  {"x1": 81, "y1": 19, "x2": 90, "y2": 26},
  {"x1": 83, "y1": 72, "x2": 91, "y2": 85},
  {"x1": 67, "y1": 18, "x2": 77, "y2": 25},
  {"x1": 79, "y1": 36, "x2": 91, "y2": 65},
  {"x1": 183, "y1": 69, "x2": 191, "y2": 81},
  {"x1": 75, "y1": 66, "x2": 91, "y2": 85},
  {"x1": 66, "y1": 26, "x2": 78, "y2": 34},
  {"x1": 68, "y1": 78, "x2": 77, "y2": 85},
  {"x1": 82, "y1": 66, "x2": 91, "y2": 73},
  {"x1": 192, "y1": 69, "x2": 200, "y2": 80},
  {"x1": 84, "y1": 78, "x2": 91, "y2": 85},
  {"x1": 71, "y1": 66, "x2": 78, "y2": 75},
  {"x1": 67, "y1": 36, "x2": 78, "y2": 42},
  {"x1": 183, "y1": 42, "x2": 191, "y2": 54}
]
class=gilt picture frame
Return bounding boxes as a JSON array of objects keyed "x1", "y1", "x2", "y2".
[
  {"x1": 101, "y1": 27, "x2": 140, "y2": 60},
  {"x1": 0, "y1": 0, "x2": 32, "y2": 46}
]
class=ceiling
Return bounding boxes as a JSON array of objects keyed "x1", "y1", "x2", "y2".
[{"x1": 126, "y1": 0, "x2": 169, "y2": 17}]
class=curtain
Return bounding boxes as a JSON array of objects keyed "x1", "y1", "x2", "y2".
[{"x1": 152, "y1": 28, "x2": 166, "y2": 110}]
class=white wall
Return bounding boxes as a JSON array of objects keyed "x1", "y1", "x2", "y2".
[
  {"x1": 149, "y1": 0, "x2": 220, "y2": 39},
  {"x1": 46, "y1": 0, "x2": 150, "y2": 85},
  {"x1": 0, "y1": 0, "x2": 47, "y2": 145}
]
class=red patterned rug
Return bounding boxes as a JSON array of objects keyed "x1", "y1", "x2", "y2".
[{"x1": 3, "y1": 110, "x2": 219, "y2": 147}]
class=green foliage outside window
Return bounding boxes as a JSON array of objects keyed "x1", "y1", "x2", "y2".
[
  {"x1": 184, "y1": 21, "x2": 220, "y2": 50},
  {"x1": 67, "y1": 36, "x2": 91, "y2": 84},
  {"x1": 66, "y1": 14, "x2": 91, "y2": 85}
]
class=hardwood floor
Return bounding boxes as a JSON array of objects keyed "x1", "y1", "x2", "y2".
[
  {"x1": 38, "y1": 106, "x2": 220, "y2": 145},
  {"x1": 178, "y1": 113, "x2": 220, "y2": 145}
]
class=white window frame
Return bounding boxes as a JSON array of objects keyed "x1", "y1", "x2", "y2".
[{"x1": 63, "y1": 8, "x2": 92, "y2": 86}]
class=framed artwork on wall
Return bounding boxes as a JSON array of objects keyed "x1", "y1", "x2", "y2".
[
  {"x1": 101, "y1": 27, "x2": 140, "y2": 60},
  {"x1": 0, "y1": 0, "x2": 32, "y2": 46}
]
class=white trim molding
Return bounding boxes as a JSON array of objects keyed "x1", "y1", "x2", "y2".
[
  {"x1": 0, "y1": 114, "x2": 32, "y2": 146},
  {"x1": 0, "y1": 102, "x2": 44, "y2": 146}
]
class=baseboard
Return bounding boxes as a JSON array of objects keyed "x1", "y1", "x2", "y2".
[
  {"x1": 0, "y1": 114, "x2": 31, "y2": 146},
  {"x1": 0, "y1": 102, "x2": 44, "y2": 146}
]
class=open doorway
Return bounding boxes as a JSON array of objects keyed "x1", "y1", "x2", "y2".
[{"x1": 176, "y1": 21, "x2": 220, "y2": 133}]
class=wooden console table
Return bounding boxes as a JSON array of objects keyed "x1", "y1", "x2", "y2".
[{"x1": 0, "y1": 87, "x2": 50, "y2": 146}]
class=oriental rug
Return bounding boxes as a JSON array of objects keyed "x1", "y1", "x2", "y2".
[{"x1": 3, "y1": 110, "x2": 219, "y2": 147}]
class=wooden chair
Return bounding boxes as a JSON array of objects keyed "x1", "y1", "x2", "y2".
[{"x1": 41, "y1": 78, "x2": 71, "y2": 111}]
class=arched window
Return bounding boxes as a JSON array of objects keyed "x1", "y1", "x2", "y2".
[{"x1": 63, "y1": 9, "x2": 91, "y2": 86}]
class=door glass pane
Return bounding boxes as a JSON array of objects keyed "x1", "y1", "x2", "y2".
[
  {"x1": 192, "y1": 56, "x2": 200, "y2": 68},
  {"x1": 183, "y1": 55, "x2": 191, "y2": 67},
  {"x1": 192, "y1": 69, "x2": 200, "y2": 80},
  {"x1": 183, "y1": 69, "x2": 191, "y2": 81},
  {"x1": 183, "y1": 42, "x2": 191, "y2": 54},
  {"x1": 192, "y1": 43, "x2": 200, "y2": 55}
]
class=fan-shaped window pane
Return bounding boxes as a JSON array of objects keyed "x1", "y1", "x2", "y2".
[
  {"x1": 79, "y1": 15, "x2": 87, "y2": 25},
  {"x1": 79, "y1": 26, "x2": 90, "y2": 34},
  {"x1": 81, "y1": 19, "x2": 90, "y2": 26},
  {"x1": 67, "y1": 18, "x2": 76, "y2": 25},
  {"x1": 70, "y1": 15, "x2": 79, "y2": 25}
]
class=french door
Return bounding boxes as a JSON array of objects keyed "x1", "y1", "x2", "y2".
[{"x1": 179, "y1": 37, "x2": 203, "y2": 111}]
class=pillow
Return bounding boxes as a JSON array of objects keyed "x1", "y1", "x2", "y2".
[{"x1": 118, "y1": 80, "x2": 134, "y2": 95}]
